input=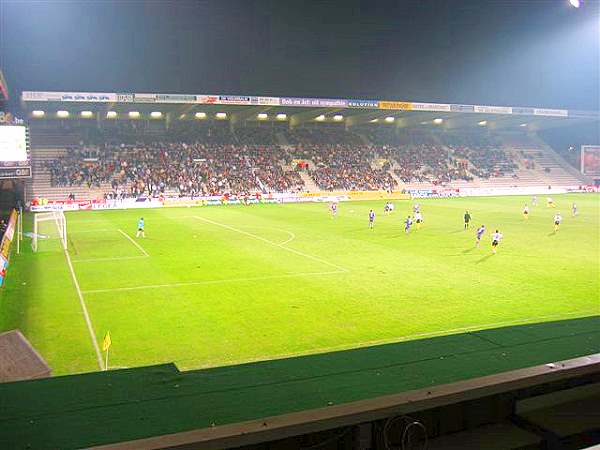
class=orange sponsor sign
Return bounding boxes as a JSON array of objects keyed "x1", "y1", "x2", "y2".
[{"x1": 379, "y1": 101, "x2": 413, "y2": 110}]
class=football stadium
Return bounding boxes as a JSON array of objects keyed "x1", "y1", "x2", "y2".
[{"x1": 0, "y1": 1, "x2": 599, "y2": 449}]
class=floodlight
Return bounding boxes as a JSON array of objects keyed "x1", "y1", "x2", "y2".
[
  {"x1": 150, "y1": 111, "x2": 162, "y2": 118},
  {"x1": 569, "y1": 0, "x2": 580, "y2": 8},
  {"x1": 520, "y1": 123, "x2": 527, "y2": 127},
  {"x1": 129, "y1": 111, "x2": 140, "y2": 118},
  {"x1": 315, "y1": 114, "x2": 325, "y2": 121},
  {"x1": 276, "y1": 113, "x2": 287, "y2": 120},
  {"x1": 433, "y1": 118, "x2": 443, "y2": 124},
  {"x1": 57, "y1": 110, "x2": 69, "y2": 118},
  {"x1": 106, "y1": 111, "x2": 117, "y2": 118},
  {"x1": 370, "y1": 119, "x2": 379, "y2": 123},
  {"x1": 32, "y1": 110, "x2": 45, "y2": 117},
  {"x1": 478, "y1": 120, "x2": 487, "y2": 126},
  {"x1": 179, "y1": 114, "x2": 186, "y2": 119},
  {"x1": 81, "y1": 111, "x2": 93, "y2": 118},
  {"x1": 216, "y1": 112, "x2": 227, "y2": 119},
  {"x1": 195, "y1": 112, "x2": 206, "y2": 119},
  {"x1": 333, "y1": 114, "x2": 343, "y2": 121},
  {"x1": 257, "y1": 113, "x2": 268, "y2": 120},
  {"x1": 385, "y1": 116, "x2": 395, "y2": 123}
]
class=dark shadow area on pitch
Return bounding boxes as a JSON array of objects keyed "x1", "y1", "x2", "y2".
[
  {"x1": 476, "y1": 254, "x2": 495, "y2": 264},
  {"x1": 547, "y1": 232, "x2": 556, "y2": 237},
  {"x1": 462, "y1": 247, "x2": 476, "y2": 254},
  {"x1": 450, "y1": 229, "x2": 465, "y2": 234}
]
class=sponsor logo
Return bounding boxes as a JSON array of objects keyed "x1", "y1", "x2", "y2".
[
  {"x1": 450, "y1": 104, "x2": 475, "y2": 113},
  {"x1": 196, "y1": 95, "x2": 219, "y2": 104},
  {"x1": 379, "y1": 101, "x2": 413, "y2": 110},
  {"x1": 512, "y1": 107, "x2": 535, "y2": 115},
  {"x1": 117, "y1": 93, "x2": 134, "y2": 103},
  {"x1": 250, "y1": 96, "x2": 280, "y2": 106},
  {"x1": 218, "y1": 95, "x2": 251, "y2": 104},
  {"x1": 134, "y1": 94, "x2": 157, "y2": 103},
  {"x1": 348, "y1": 99, "x2": 379, "y2": 108},
  {"x1": 533, "y1": 108, "x2": 568, "y2": 117},
  {"x1": 156, "y1": 94, "x2": 196, "y2": 103},
  {"x1": 0, "y1": 167, "x2": 32, "y2": 179},
  {"x1": 281, "y1": 97, "x2": 348, "y2": 107},
  {"x1": 474, "y1": 105, "x2": 513, "y2": 114},
  {"x1": 411, "y1": 102, "x2": 451, "y2": 112}
]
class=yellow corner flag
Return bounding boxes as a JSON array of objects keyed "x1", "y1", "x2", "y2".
[{"x1": 102, "y1": 331, "x2": 112, "y2": 352}]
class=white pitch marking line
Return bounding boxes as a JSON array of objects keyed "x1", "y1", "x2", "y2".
[
  {"x1": 192, "y1": 216, "x2": 349, "y2": 273},
  {"x1": 118, "y1": 229, "x2": 149, "y2": 257},
  {"x1": 82, "y1": 271, "x2": 344, "y2": 294},
  {"x1": 279, "y1": 230, "x2": 296, "y2": 246},
  {"x1": 73, "y1": 255, "x2": 149, "y2": 263},
  {"x1": 69, "y1": 229, "x2": 115, "y2": 234},
  {"x1": 62, "y1": 246, "x2": 104, "y2": 370}
]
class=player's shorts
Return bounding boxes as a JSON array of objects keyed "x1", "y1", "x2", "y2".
[
  {"x1": 554, "y1": 221, "x2": 560, "y2": 225},
  {"x1": 416, "y1": 219, "x2": 422, "y2": 223},
  {"x1": 492, "y1": 240, "x2": 499, "y2": 247},
  {"x1": 138, "y1": 227, "x2": 144, "y2": 231},
  {"x1": 523, "y1": 211, "x2": 528, "y2": 215}
]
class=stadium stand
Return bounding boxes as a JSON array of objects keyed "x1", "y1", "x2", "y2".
[{"x1": 25, "y1": 124, "x2": 587, "y2": 202}]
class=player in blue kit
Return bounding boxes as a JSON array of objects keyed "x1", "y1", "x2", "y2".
[
  {"x1": 136, "y1": 217, "x2": 145, "y2": 238},
  {"x1": 404, "y1": 215, "x2": 413, "y2": 233},
  {"x1": 368, "y1": 209, "x2": 375, "y2": 229},
  {"x1": 475, "y1": 225, "x2": 486, "y2": 247}
]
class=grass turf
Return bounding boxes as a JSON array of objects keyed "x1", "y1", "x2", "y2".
[{"x1": 1, "y1": 193, "x2": 598, "y2": 375}]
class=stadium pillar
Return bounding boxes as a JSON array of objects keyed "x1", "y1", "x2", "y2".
[{"x1": 165, "y1": 112, "x2": 172, "y2": 130}]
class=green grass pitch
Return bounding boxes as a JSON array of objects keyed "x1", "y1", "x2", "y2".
[{"x1": 1, "y1": 193, "x2": 598, "y2": 376}]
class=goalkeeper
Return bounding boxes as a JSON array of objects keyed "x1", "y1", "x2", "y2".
[{"x1": 136, "y1": 217, "x2": 146, "y2": 238}]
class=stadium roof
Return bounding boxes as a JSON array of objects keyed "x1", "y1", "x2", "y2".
[{"x1": 21, "y1": 91, "x2": 599, "y2": 131}]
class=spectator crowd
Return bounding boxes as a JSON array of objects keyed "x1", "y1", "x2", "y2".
[{"x1": 40, "y1": 124, "x2": 523, "y2": 196}]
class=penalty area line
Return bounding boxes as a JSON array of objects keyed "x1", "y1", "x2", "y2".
[
  {"x1": 82, "y1": 270, "x2": 345, "y2": 294},
  {"x1": 73, "y1": 255, "x2": 149, "y2": 263},
  {"x1": 118, "y1": 229, "x2": 149, "y2": 257},
  {"x1": 191, "y1": 215, "x2": 349, "y2": 273}
]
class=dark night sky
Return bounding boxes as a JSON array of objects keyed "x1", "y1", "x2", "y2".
[{"x1": 1, "y1": 0, "x2": 599, "y2": 110}]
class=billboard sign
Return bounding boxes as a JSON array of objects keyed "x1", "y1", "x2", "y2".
[
  {"x1": 250, "y1": 96, "x2": 280, "y2": 106},
  {"x1": 218, "y1": 95, "x2": 252, "y2": 105},
  {"x1": 379, "y1": 101, "x2": 413, "y2": 110},
  {"x1": 348, "y1": 99, "x2": 379, "y2": 108},
  {"x1": 280, "y1": 97, "x2": 348, "y2": 107},
  {"x1": 411, "y1": 102, "x2": 452, "y2": 112},
  {"x1": 533, "y1": 108, "x2": 568, "y2": 117},
  {"x1": 450, "y1": 104, "x2": 475, "y2": 113},
  {"x1": 474, "y1": 105, "x2": 513, "y2": 114}
]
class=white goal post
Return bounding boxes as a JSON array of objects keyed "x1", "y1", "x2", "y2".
[{"x1": 32, "y1": 211, "x2": 67, "y2": 252}]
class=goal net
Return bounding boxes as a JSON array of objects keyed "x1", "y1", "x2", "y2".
[{"x1": 32, "y1": 211, "x2": 67, "y2": 252}]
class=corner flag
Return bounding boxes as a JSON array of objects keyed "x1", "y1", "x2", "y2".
[{"x1": 102, "y1": 331, "x2": 111, "y2": 352}]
